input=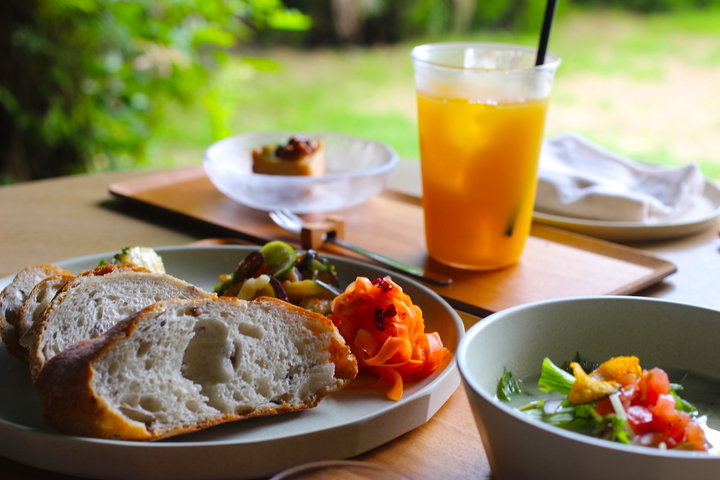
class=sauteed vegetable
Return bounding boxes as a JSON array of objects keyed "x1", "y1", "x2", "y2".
[{"x1": 215, "y1": 241, "x2": 340, "y2": 314}]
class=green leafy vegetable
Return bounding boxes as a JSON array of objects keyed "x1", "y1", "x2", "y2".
[
  {"x1": 113, "y1": 247, "x2": 131, "y2": 264},
  {"x1": 522, "y1": 402, "x2": 601, "y2": 433},
  {"x1": 609, "y1": 415, "x2": 632, "y2": 444},
  {"x1": 531, "y1": 358, "x2": 631, "y2": 443},
  {"x1": 97, "y1": 246, "x2": 131, "y2": 266},
  {"x1": 538, "y1": 357, "x2": 575, "y2": 394},
  {"x1": 522, "y1": 403, "x2": 575, "y2": 426},
  {"x1": 670, "y1": 384, "x2": 698, "y2": 414},
  {"x1": 496, "y1": 367, "x2": 528, "y2": 401},
  {"x1": 606, "y1": 393, "x2": 633, "y2": 444}
]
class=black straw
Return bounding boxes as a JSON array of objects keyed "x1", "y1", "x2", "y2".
[{"x1": 535, "y1": 0, "x2": 557, "y2": 66}]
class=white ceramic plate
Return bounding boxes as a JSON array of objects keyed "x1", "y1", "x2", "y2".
[
  {"x1": 533, "y1": 180, "x2": 720, "y2": 242},
  {"x1": 0, "y1": 246, "x2": 463, "y2": 480}
]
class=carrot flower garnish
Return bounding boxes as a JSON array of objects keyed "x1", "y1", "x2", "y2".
[{"x1": 329, "y1": 276, "x2": 451, "y2": 400}]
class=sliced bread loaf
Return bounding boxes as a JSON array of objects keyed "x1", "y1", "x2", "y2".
[
  {"x1": 34, "y1": 296, "x2": 358, "y2": 441},
  {"x1": 17, "y1": 274, "x2": 76, "y2": 353},
  {"x1": 16, "y1": 264, "x2": 152, "y2": 362},
  {"x1": 27, "y1": 270, "x2": 214, "y2": 379},
  {"x1": 0, "y1": 264, "x2": 71, "y2": 361}
]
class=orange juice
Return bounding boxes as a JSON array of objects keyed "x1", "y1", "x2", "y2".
[{"x1": 417, "y1": 93, "x2": 549, "y2": 269}]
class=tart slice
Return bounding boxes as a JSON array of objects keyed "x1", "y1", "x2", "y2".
[{"x1": 252, "y1": 136, "x2": 325, "y2": 176}]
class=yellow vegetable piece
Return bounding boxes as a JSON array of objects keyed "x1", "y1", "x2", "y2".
[
  {"x1": 567, "y1": 356, "x2": 643, "y2": 404},
  {"x1": 282, "y1": 279, "x2": 326, "y2": 302},
  {"x1": 595, "y1": 355, "x2": 642, "y2": 383},
  {"x1": 236, "y1": 275, "x2": 273, "y2": 300},
  {"x1": 567, "y1": 362, "x2": 618, "y2": 404}
]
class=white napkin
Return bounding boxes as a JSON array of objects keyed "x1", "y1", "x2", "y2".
[{"x1": 535, "y1": 133, "x2": 706, "y2": 223}]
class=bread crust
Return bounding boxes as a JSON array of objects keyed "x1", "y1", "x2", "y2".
[
  {"x1": 34, "y1": 329, "x2": 152, "y2": 441},
  {"x1": 34, "y1": 297, "x2": 358, "y2": 441},
  {"x1": 26, "y1": 268, "x2": 213, "y2": 379},
  {"x1": 256, "y1": 297, "x2": 358, "y2": 384},
  {"x1": 0, "y1": 264, "x2": 71, "y2": 361},
  {"x1": 77, "y1": 264, "x2": 150, "y2": 277},
  {"x1": 16, "y1": 274, "x2": 75, "y2": 355}
]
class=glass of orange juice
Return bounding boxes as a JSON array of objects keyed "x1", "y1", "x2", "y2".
[{"x1": 411, "y1": 43, "x2": 560, "y2": 270}]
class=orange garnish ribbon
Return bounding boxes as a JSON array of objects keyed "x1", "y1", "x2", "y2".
[{"x1": 329, "y1": 276, "x2": 451, "y2": 401}]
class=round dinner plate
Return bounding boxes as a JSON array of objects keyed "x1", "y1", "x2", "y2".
[
  {"x1": 533, "y1": 180, "x2": 720, "y2": 242},
  {"x1": 0, "y1": 246, "x2": 463, "y2": 480}
]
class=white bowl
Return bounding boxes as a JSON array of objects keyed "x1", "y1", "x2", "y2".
[
  {"x1": 457, "y1": 296, "x2": 720, "y2": 480},
  {"x1": 203, "y1": 132, "x2": 399, "y2": 213}
]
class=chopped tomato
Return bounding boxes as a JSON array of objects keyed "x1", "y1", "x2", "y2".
[
  {"x1": 683, "y1": 422, "x2": 709, "y2": 451},
  {"x1": 577, "y1": 358, "x2": 708, "y2": 452},
  {"x1": 649, "y1": 394, "x2": 690, "y2": 448},
  {"x1": 637, "y1": 368, "x2": 671, "y2": 406},
  {"x1": 617, "y1": 383, "x2": 637, "y2": 409},
  {"x1": 626, "y1": 405, "x2": 654, "y2": 434},
  {"x1": 595, "y1": 397, "x2": 614, "y2": 416},
  {"x1": 613, "y1": 365, "x2": 707, "y2": 450}
]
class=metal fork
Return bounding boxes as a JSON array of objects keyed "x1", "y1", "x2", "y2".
[{"x1": 269, "y1": 209, "x2": 452, "y2": 286}]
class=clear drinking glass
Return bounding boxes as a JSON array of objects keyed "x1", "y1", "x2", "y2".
[{"x1": 411, "y1": 43, "x2": 560, "y2": 270}]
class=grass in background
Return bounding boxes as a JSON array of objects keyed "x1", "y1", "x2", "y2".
[{"x1": 149, "y1": 7, "x2": 720, "y2": 180}]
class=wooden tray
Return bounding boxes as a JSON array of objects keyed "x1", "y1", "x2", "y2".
[{"x1": 110, "y1": 166, "x2": 676, "y2": 317}]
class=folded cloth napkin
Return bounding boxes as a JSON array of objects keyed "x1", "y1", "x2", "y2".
[{"x1": 535, "y1": 133, "x2": 706, "y2": 223}]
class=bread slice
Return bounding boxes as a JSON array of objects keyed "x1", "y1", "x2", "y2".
[
  {"x1": 16, "y1": 264, "x2": 153, "y2": 362},
  {"x1": 17, "y1": 274, "x2": 75, "y2": 352},
  {"x1": 0, "y1": 264, "x2": 71, "y2": 361},
  {"x1": 34, "y1": 296, "x2": 358, "y2": 441},
  {"x1": 27, "y1": 270, "x2": 214, "y2": 379}
]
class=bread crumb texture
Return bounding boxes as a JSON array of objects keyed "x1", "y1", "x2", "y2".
[
  {"x1": 66, "y1": 297, "x2": 355, "y2": 439},
  {"x1": 31, "y1": 271, "x2": 212, "y2": 377}
]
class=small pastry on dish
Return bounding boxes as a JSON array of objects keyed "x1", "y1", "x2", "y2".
[{"x1": 252, "y1": 136, "x2": 325, "y2": 176}]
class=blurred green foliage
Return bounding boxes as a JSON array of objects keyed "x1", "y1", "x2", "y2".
[
  {"x1": 283, "y1": 0, "x2": 719, "y2": 46},
  {"x1": 0, "y1": 0, "x2": 309, "y2": 182},
  {"x1": 572, "y1": 0, "x2": 718, "y2": 10},
  {"x1": 2, "y1": 0, "x2": 718, "y2": 183},
  {"x1": 283, "y1": 0, "x2": 549, "y2": 45}
]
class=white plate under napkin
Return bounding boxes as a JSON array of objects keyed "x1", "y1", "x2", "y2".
[{"x1": 534, "y1": 133, "x2": 720, "y2": 241}]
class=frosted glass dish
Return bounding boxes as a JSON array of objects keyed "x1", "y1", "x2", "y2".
[{"x1": 204, "y1": 132, "x2": 398, "y2": 213}]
